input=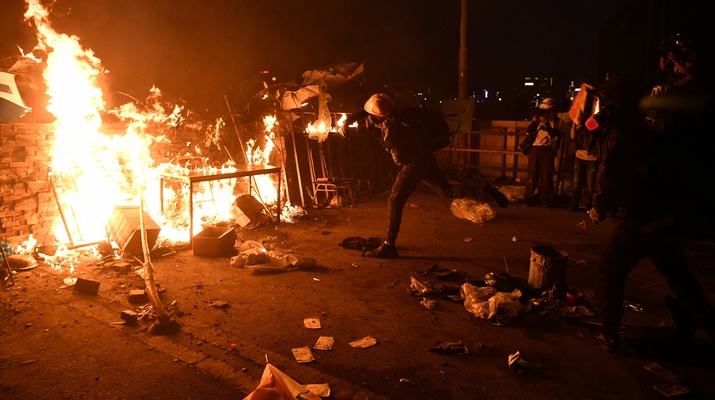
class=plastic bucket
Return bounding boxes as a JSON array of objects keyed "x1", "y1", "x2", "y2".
[{"x1": 528, "y1": 245, "x2": 568, "y2": 293}]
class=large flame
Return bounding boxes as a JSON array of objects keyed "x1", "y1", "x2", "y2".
[{"x1": 21, "y1": 0, "x2": 285, "y2": 259}]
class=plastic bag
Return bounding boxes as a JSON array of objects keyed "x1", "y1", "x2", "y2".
[{"x1": 451, "y1": 198, "x2": 496, "y2": 224}]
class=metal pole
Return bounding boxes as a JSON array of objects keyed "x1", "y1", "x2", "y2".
[{"x1": 458, "y1": 0, "x2": 468, "y2": 100}]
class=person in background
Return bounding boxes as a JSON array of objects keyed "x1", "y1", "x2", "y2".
[
  {"x1": 568, "y1": 83, "x2": 600, "y2": 212},
  {"x1": 587, "y1": 75, "x2": 715, "y2": 352},
  {"x1": 523, "y1": 98, "x2": 564, "y2": 207},
  {"x1": 653, "y1": 33, "x2": 698, "y2": 95},
  {"x1": 340, "y1": 93, "x2": 508, "y2": 258}
]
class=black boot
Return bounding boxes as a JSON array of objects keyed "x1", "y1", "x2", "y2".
[{"x1": 363, "y1": 243, "x2": 399, "y2": 259}]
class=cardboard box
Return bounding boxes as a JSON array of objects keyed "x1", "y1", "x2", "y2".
[
  {"x1": 193, "y1": 226, "x2": 237, "y2": 257},
  {"x1": 106, "y1": 206, "x2": 161, "y2": 255}
]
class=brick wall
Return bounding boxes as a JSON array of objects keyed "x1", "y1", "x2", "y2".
[{"x1": 0, "y1": 123, "x2": 57, "y2": 247}]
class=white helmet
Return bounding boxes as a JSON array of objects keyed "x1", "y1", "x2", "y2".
[
  {"x1": 539, "y1": 97, "x2": 556, "y2": 110},
  {"x1": 364, "y1": 93, "x2": 394, "y2": 117}
]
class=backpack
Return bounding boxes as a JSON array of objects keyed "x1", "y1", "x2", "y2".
[{"x1": 401, "y1": 107, "x2": 455, "y2": 152}]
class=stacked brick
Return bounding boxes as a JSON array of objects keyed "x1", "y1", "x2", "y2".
[{"x1": 0, "y1": 123, "x2": 57, "y2": 248}]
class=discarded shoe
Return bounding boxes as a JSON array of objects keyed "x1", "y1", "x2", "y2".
[
  {"x1": 590, "y1": 329, "x2": 620, "y2": 353},
  {"x1": 362, "y1": 243, "x2": 399, "y2": 259}
]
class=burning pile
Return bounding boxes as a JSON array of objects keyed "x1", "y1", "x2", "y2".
[{"x1": 15, "y1": 0, "x2": 290, "y2": 261}]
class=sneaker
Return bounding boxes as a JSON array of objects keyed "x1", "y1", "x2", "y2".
[
  {"x1": 590, "y1": 329, "x2": 620, "y2": 353},
  {"x1": 363, "y1": 243, "x2": 399, "y2": 258}
]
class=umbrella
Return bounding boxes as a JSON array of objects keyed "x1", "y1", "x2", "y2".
[
  {"x1": 300, "y1": 62, "x2": 364, "y2": 89},
  {"x1": 0, "y1": 71, "x2": 30, "y2": 123},
  {"x1": 280, "y1": 85, "x2": 320, "y2": 110}
]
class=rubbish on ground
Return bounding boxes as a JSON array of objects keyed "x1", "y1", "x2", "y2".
[
  {"x1": 566, "y1": 289, "x2": 584, "y2": 305},
  {"x1": 410, "y1": 276, "x2": 433, "y2": 296},
  {"x1": 291, "y1": 346, "x2": 315, "y2": 363},
  {"x1": 304, "y1": 318, "x2": 321, "y2": 329},
  {"x1": 349, "y1": 336, "x2": 377, "y2": 349},
  {"x1": 461, "y1": 282, "x2": 523, "y2": 323},
  {"x1": 420, "y1": 298, "x2": 437, "y2": 310},
  {"x1": 645, "y1": 362, "x2": 685, "y2": 383},
  {"x1": 398, "y1": 378, "x2": 415, "y2": 385},
  {"x1": 210, "y1": 300, "x2": 231, "y2": 308},
  {"x1": 73, "y1": 278, "x2": 100, "y2": 295},
  {"x1": 577, "y1": 220, "x2": 587, "y2": 229},
  {"x1": 464, "y1": 237, "x2": 473, "y2": 242},
  {"x1": 388, "y1": 279, "x2": 398, "y2": 288},
  {"x1": 512, "y1": 236, "x2": 519, "y2": 242},
  {"x1": 120, "y1": 310, "x2": 138, "y2": 324},
  {"x1": 313, "y1": 336, "x2": 334, "y2": 351},
  {"x1": 243, "y1": 363, "x2": 320, "y2": 400},
  {"x1": 450, "y1": 198, "x2": 496, "y2": 224},
  {"x1": 416, "y1": 264, "x2": 459, "y2": 279},
  {"x1": 429, "y1": 340, "x2": 469, "y2": 354},
  {"x1": 338, "y1": 237, "x2": 382, "y2": 252},
  {"x1": 129, "y1": 289, "x2": 149, "y2": 303},
  {"x1": 624, "y1": 298, "x2": 644, "y2": 312},
  {"x1": 304, "y1": 383, "x2": 331, "y2": 397},
  {"x1": 508, "y1": 351, "x2": 532, "y2": 371},
  {"x1": 231, "y1": 240, "x2": 316, "y2": 272},
  {"x1": 654, "y1": 383, "x2": 690, "y2": 397}
]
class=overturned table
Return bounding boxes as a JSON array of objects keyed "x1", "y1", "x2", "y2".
[{"x1": 159, "y1": 164, "x2": 282, "y2": 243}]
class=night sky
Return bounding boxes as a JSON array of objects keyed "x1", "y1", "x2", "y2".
[{"x1": 1, "y1": 0, "x2": 627, "y2": 113}]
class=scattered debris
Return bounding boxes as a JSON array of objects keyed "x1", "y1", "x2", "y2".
[
  {"x1": 209, "y1": 300, "x2": 231, "y2": 309},
  {"x1": 388, "y1": 279, "x2": 398, "y2": 289},
  {"x1": 645, "y1": 362, "x2": 685, "y2": 383},
  {"x1": 429, "y1": 340, "x2": 469, "y2": 354},
  {"x1": 624, "y1": 298, "x2": 644, "y2": 312},
  {"x1": 398, "y1": 378, "x2": 415, "y2": 385},
  {"x1": 420, "y1": 298, "x2": 437, "y2": 310},
  {"x1": 313, "y1": 336, "x2": 334, "y2": 351},
  {"x1": 349, "y1": 336, "x2": 377, "y2": 349},
  {"x1": 461, "y1": 282, "x2": 522, "y2": 324},
  {"x1": 244, "y1": 363, "x2": 321, "y2": 400},
  {"x1": 291, "y1": 346, "x2": 315, "y2": 363},
  {"x1": 304, "y1": 383, "x2": 330, "y2": 397},
  {"x1": 303, "y1": 318, "x2": 321, "y2": 329},
  {"x1": 508, "y1": 351, "x2": 532, "y2": 371},
  {"x1": 120, "y1": 310, "x2": 138, "y2": 324},
  {"x1": 128, "y1": 289, "x2": 148, "y2": 303},
  {"x1": 654, "y1": 383, "x2": 690, "y2": 398},
  {"x1": 73, "y1": 278, "x2": 100, "y2": 295}
]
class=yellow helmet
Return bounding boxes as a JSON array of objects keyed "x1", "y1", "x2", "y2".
[{"x1": 364, "y1": 93, "x2": 394, "y2": 117}]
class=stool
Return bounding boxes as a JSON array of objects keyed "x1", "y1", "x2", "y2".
[{"x1": 313, "y1": 178, "x2": 354, "y2": 211}]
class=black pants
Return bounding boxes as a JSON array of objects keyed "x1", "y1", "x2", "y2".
[
  {"x1": 524, "y1": 146, "x2": 555, "y2": 205},
  {"x1": 386, "y1": 155, "x2": 456, "y2": 244},
  {"x1": 599, "y1": 220, "x2": 715, "y2": 339}
]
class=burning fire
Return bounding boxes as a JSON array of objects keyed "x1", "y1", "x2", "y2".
[{"x1": 18, "y1": 0, "x2": 291, "y2": 267}]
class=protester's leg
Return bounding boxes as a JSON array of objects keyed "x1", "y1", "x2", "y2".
[
  {"x1": 597, "y1": 222, "x2": 644, "y2": 347},
  {"x1": 649, "y1": 234, "x2": 715, "y2": 337},
  {"x1": 419, "y1": 157, "x2": 457, "y2": 199},
  {"x1": 585, "y1": 160, "x2": 598, "y2": 208},
  {"x1": 536, "y1": 147, "x2": 555, "y2": 206},
  {"x1": 524, "y1": 152, "x2": 539, "y2": 205},
  {"x1": 570, "y1": 158, "x2": 584, "y2": 210}
]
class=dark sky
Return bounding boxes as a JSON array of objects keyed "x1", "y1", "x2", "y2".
[{"x1": 1, "y1": 0, "x2": 626, "y2": 113}]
